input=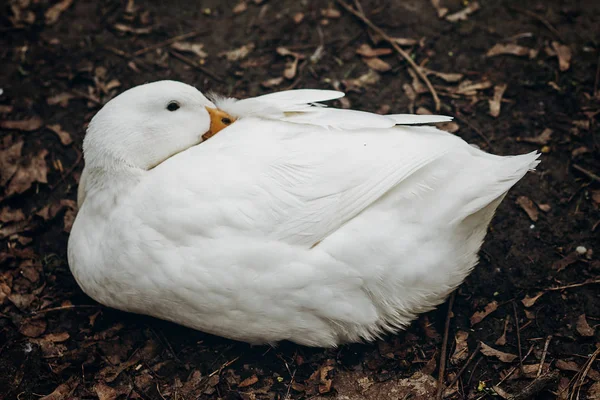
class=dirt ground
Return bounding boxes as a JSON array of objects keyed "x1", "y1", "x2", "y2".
[{"x1": 1, "y1": 0, "x2": 599, "y2": 399}]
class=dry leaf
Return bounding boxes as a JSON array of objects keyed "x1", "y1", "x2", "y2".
[
  {"x1": 517, "y1": 128, "x2": 552, "y2": 145},
  {"x1": 221, "y1": 43, "x2": 255, "y2": 61},
  {"x1": 0, "y1": 105, "x2": 14, "y2": 113},
  {"x1": 0, "y1": 116, "x2": 43, "y2": 131},
  {"x1": 292, "y1": 12, "x2": 304, "y2": 24},
  {"x1": 6, "y1": 149, "x2": 49, "y2": 196},
  {"x1": 515, "y1": 196, "x2": 539, "y2": 222},
  {"x1": 47, "y1": 92, "x2": 75, "y2": 107},
  {"x1": 45, "y1": 0, "x2": 74, "y2": 25},
  {"x1": 0, "y1": 139, "x2": 23, "y2": 186},
  {"x1": 551, "y1": 41, "x2": 572, "y2": 72},
  {"x1": 552, "y1": 252, "x2": 579, "y2": 272},
  {"x1": 46, "y1": 124, "x2": 73, "y2": 145},
  {"x1": 284, "y1": 58, "x2": 299, "y2": 79},
  {"x1": 423, "y1": 68, "x2": 464, "y2": 82},
  {"x1": 521, "y1": 292, "x2": 545, "y2": 308},
  {"x1": 489, "y1": 84, "x2": 507, "y2": 117},
  {"x1": 450, "y1": 331, "x2": 469, "y2": 365},
  {"x1": 343, "y1": 70, "x2": 380, "y2": 90},
  {"x1": 446, "y1": 2, "x2": 480, "y2": 22},
  {"x1": 321, "y1": 7, "x2": 341, "y2": 19},
  {"x1": 261, "y1": 77, "x2": 284, "y2": 88},
  {"x1": 470, "y1": 300, "x2": 498, "y2": 326},
  {"x1": 171, "y1": 42, "x2": 207, "y2": 58},
  {"x1": 20, "y1": 317, "x2": 47, "y2": 337},
  {"x1": 356, "y1": 44, "x2": 392, "y2": 58},
  {"x1": 392, "y1": 37, "x2": 419, "y2": 46},
  {"x1": 486, "y1": 43, "x2": 537, "y2": 59},
  {"x1": 43, "y1": 332, "x2": 70, "y2": 343},
  {"x1": 363, "y1": 57, "x2": 391, "y2": 72},
  {"x1": 232, "y1": 2, "x2": 247, "y2": 14},
  {"x1": 589, "y1": 382, "x2": 600, "y2": 400},
  {"x1": 454, "y1": 80, "x2": 493, "y2": 95},
  {"x1": 40, "y1": 376, "x2": 79, "y2": 400},
  {"x1": 276, "y1": 47, "x2": 305, "y2": 59},
  {"x1": 430, "y1": 0, "x2": 448, "y2": 18},
  {"x1": 538, "y1": 203, "x2": 551, "y2": 212},
  {"x1": 480, "y1": 342, "x2": 517, "y2": 363},
  {"x1": 495, "y1": 317, "x2": 510, "y2": 346},
  {"x1": 0, "y1": 207, "x2": 25, "y2": 223},
  {"x1": 113, "y1": 23, "x2": 152, "y2": 35},
  {"x1": 572, "y1": 146, "x2": 590, "y2": 157},
  {"x1": 576, "y1": 314, "x2": 594, "y2": 337},
  {"x1": 318, "y1": 365, "x2": 334, "y2": 393},
  {"x1": 238, "y1": 374, "x2": 258, "y2": 388}
]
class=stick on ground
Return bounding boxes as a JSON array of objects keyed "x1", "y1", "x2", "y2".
[{"x1": 436, "y1": 291, "x2": 456, "y2": 399}]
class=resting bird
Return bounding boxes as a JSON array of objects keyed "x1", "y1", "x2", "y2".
[{"x1": 68, "y1": 80, "x2": 539, "y2": 347}]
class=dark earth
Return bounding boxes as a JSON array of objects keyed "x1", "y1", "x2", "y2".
[{"x1": 1, "y1": 0, "x2": 599, "y2": 399}]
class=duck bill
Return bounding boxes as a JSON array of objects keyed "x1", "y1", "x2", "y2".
[{"x1": 203, "y1": 107, "x2": 236, "y2": 141}]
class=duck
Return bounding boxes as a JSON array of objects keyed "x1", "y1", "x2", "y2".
[{"x1": 68, "y1": 80, "x2": 539, "y2": 347}]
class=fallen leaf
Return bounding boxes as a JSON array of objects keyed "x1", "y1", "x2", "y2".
[
  {"x1": 0, "y1": 116, "x2": 43, "y2": 131},
  {"x1": 333, "y1": 370, "x2": 437, "y2": 400},
  {"x1": 261, "y1": 77, "x2": 284, "y2": 88},
  {"x1": 489, "y1": 84, "x2": 507, "y2": 118},
  {"x1": 284, "y1": 57, "x2": 299, "y2": 79},
  {"x1": 113, "y1": 23, "x2": 152, "y2": 35},
  {"x1": 423, "y1": 68, "x2": 464, "y2": 83},
  {"x1": 556, "y1": 360, "x2": 600, "y2": 381},
  {"x1": 232, "y1": 2, "x2": 247, "y2": 14},
  {"x1": 238, "y1": 374, "x2": 258, "y2": 388},
  {"x1": 589, "y1": 382, "x2": 600, "y2": 399},
  {"x1": 515, "y1": 196, "x2": 539, "y2": 222},
  {"x1": 486, "y1": 43, "x2": 537, "y2": 59},
  {"x1": 343, "y1": 70, "x2": 380, "y2": 90},
  {"x1": 446, "y1": 2, "x2": 480, "y2": 22},
  {"x1": 40, "y1": 377, "x2": 79, "y2": 400},
  {"x1": 592, "y1": 191, "x2": 600, "y2": 205},
  {"x1": 480, "y1": 342, "x2": 517, "y2": 363},
  {"x1": 292, "y1": 12, "x2": 304, "y2": 24},
  {"x1": 430, "y1": 0, "x2": 448, "y2": 18},
  {"x1": 321, "y1": 7, "x2": 341, "y2": 19},
  {"x1": 454, "y1": 80, "x2": 493, "y2": 95},
  {"x1": 521, "y1": 292, "x2": 545, "y2": 308},
  {"x1": 470, "y1": 300, "x2": 498, "y2": 326},
  {"x1": 363, "y1": 57, "x2": 391, "y2": 72},
  {"x1": 6, "y1": 149, "x2": 49, "y2": 196},
  {"x1": 495, "y1": 317, "x2": 510, "y2": 346},
  {"x1": 576, "y1": 314, "x2": 595, "y2": 337},
  {"x1": 538, "y1": 203, "x2": 551, "y2": 212},
  {"x1": 571, "y1": 146, "x2": 590, "y2": 157},
  {"x1": 517, "y1": 128, "x2": 552, "y2": 145},
  {"x1": 356, "y1": 44, "x2": 393, "y2": 58},
  {"x1": 551, "y1": 41, "x2": 572, "y2": 72},
  {"x1": 319, "y1": 365, "x2": 334, "y2": 394},
  {"x1": 505, "y1": 363, "x2": 550, "y2": 380},
  {"x1": 403, "y1": 84, "x2": 417, "y2": 112},
  {"x1": 0, "y1": 206, "x2": 25, "y2": 223},
  {"x1": 45, "y1": 0, "x2": 74, "y2": 25},
  {"x1": 0, "y1": 105, "x2": 15, "y2": 113},
  {"x1": 557, "y1": 377, "x2": 570, "y2": 400},
  {"x1": 43, "y1": 332, "x2": 70, "y2": 343},
  {"x1": 450, "y1": 331, "x2": 469, "y2": 365},
  {"x1": 392, "y1": 37, "x2": 419, "y2": 46},
  {"x1": 47, "y1": 92, "x2": 75, "y2": 107},
  {"x1": 221, "y1": 43, "x2": 255, "y2": 61},
  {"x1": 46, "y1": 124, "x2": 73, "y2": 145},
  {"x1": 19, "y1": 317, "x2": 47, "y2": 337},
  {"x1": 552, "y1": 252, "x2": 579, "y2": 272},
  {"x1": 170, "y1": 42, "x2": 208, "y2": 58},
  {"x1": 8, "y1": 293, "x2": 35, "y2": 310}
]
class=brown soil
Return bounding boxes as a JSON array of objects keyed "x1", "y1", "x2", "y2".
[{"x1": 1, "y1": 1, "x2": 599, "y2": 399}]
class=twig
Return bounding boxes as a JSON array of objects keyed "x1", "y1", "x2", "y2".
[
  {"x1": 573, "y1": 164, "x2": 600, "y2": 183},
  {"x1": 594, "y1": 54, "x2": 600, "y2": 99},
  {"x1": 537, "y1": 335, "x2": 552, "y2": 378},
  {"x1": 510, "y1": 371, "x2": 560, "y2": 400},
  {"x1": 570, "y1": 346, "x2": 600, "y2": 400},
  {"x1": 453, "y1": 111, "x2": 494, "y2": 149},
  {"x1": 512, "y1": 302, "x2": 524, "y2": 374},
  {"x1": 31, "y1": 304, "x2": 101, "y2": 315},
  {"x1": 547, "y1": 279, "x2": 600, "y2": 291},
  {"x1": 495, "y1": 345, "x2": 535, "y2": 386},
  {"x1": 133, "y1": 30, "x2": 207, "y2": 57},
  {"x1": 508, "y1": 6, "x2": 565, "y2": 42},
  {"x1": 436, "y1": 291, "x2": 456, "y2": 400},
  {"x1": 336, "y1": 0, "x2": 441, "y2": 111},
  {"x1": 168, "y1": 50, "x2": 225, "y2": 83},
  {"x1": 446, "y1": 342, "x2": 482, "y2": 392},
  {"x1": 208, "y1": 356, "x2": 239, "y2": 377}
]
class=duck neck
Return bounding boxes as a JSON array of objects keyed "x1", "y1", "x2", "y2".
[{"x1": 78, "y1": 160, "x2": 144, "y2": 214}]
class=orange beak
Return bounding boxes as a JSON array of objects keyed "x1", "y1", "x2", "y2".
[{"x1": 203, "y1": 107, "x2": 236, "y2": 141}]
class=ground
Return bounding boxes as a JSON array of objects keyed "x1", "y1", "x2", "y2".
[{"x1": 1, "y1": 0, "x2": 599, "y2": 399}]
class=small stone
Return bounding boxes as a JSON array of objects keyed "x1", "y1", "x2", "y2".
[{"x1": 575, "y1": 246, "x2": 587, "y2": 255}]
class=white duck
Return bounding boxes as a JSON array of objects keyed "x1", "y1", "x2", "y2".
[{"x1": 68, "y1": 80, "x2": 539, "y2": 347}]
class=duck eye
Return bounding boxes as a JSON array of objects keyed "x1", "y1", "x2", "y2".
[
  {"x1": 221, "y1": 117, "x2": 232, "y2": 125},
  {"x1": 166, "y1": 101, "x2": 180, "y2": 112}
]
